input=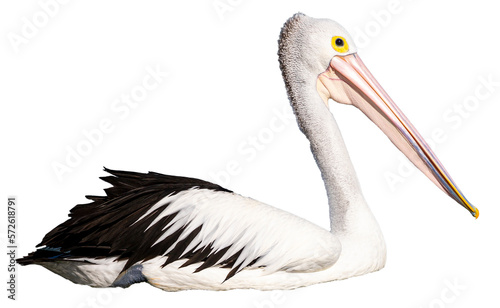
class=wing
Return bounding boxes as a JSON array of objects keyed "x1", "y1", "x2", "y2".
[{"x1": 19, "y1": 168, "x2": 339, "y2": 282}]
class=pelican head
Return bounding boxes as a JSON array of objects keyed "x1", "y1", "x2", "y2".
[{"x1": 279, "y1": 13, "x2": 478, "y2": 218}]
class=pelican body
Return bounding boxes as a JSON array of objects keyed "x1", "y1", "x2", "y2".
[{"x1": 18, "y1": 13, "x2": 478, "y2": 291}]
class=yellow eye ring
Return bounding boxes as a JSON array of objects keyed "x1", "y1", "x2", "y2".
[{"x1": 331, "y1": 36, "x2": 349, "y2": 53}]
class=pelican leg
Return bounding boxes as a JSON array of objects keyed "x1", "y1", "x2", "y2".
[{"x1": 111, "y1": 265, "x2": 147, "y2": 288}]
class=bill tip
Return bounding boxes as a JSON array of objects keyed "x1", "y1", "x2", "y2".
[{"x1": 472, "y1": 206, "x2": 479, "y2": 219}]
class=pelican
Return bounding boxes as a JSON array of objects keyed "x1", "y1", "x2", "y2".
[{"x1": 18, "y1": 13, "x2": 478, "y2": 291}]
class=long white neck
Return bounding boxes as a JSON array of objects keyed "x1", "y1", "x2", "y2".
[
  {"x1": 291, "y1": 75, "x2": 387, "y2": 278},
  {"x1": 289, "y1": 76, "x2": 370, "y2": 232}
]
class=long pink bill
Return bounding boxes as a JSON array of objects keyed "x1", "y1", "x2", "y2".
[{"x1": 319, "y1": 53, "x2": 478, "y2": 218}]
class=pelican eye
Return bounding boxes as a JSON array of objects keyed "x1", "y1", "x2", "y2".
[{"x1": 331, "y1": 36, "x2": 349, "y2": 53}]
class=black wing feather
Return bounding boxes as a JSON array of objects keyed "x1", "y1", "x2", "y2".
[{"x1": 17, "y1": 168, "x2": 268, "y2": 281}]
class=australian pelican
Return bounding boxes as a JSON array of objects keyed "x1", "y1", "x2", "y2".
[{"x1": 18, "y1": 13, "x2": 478, "y2": 291}]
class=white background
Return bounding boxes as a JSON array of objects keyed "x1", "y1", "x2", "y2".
[{"x1": 1, "y1": 1, "x2": 499, "y2": 307}]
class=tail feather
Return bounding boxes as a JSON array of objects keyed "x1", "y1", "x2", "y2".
[{"x1": 17, "y1": 247, "x2": 74, "y2": 265}]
